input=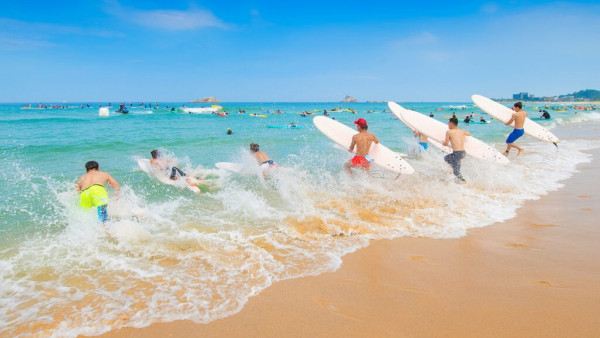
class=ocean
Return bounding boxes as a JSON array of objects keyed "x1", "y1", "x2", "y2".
[{"x1": 1, "y1": 101, "x2": 599, "y2": 336}]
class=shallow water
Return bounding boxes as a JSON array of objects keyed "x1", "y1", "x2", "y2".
[{"x1": 1, "y1": 101, "x2": 599, "y2": 337}]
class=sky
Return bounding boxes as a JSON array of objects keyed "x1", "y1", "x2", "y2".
[{"x1": 0, "y1": 0, "x2": 599, "y2": 102}]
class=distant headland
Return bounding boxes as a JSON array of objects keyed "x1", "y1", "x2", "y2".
[
  {"x1": 191, "y1": 97, "x2": 220, "y2": 103},
  {"x1": 341, "y1": 95, "x2": 358, "y2": 103}
]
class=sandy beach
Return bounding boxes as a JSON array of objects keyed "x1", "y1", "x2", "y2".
[{"x1": 99, "y1": 148, "x2": 600, "y2": 338}]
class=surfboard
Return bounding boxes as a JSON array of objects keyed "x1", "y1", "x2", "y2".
[
  {"x1": 137, "y1": 159, "x2": 201, "y2": 193},
  {"x1": 312, "y1": 116, "x2": 414, "y2": 175},
  {"x1": 266, "y1": 125, "x2": 305, "y2": 129},
  {"x1": 390, "y1": 105, "x2": 452, "y2": 154},
  {"x1": 530, "y1": 117, "x2": 554, "y2": 122},
  {"x1": 388, "y1": 102, "x2": 509, "y2": 164},
  {"x1": 99, "y1": 107, "x2": 109, "y2": 117},
  {"x1": 471, "y1": 94, "x2": 559, "y2": 144},
  {"x1": 215, "y1": 162, "x2": 274, "y2": 175}
]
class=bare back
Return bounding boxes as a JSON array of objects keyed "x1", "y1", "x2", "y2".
[
  {"x1": 444, "y1": 128, "x2": 470, "y2": 151},
  {"x1": 350, "y1": 130, "x2": 379, "y2": 157},
  {"x1": 77, "y1": 170, "x2": 120, "y2": 193},
  {"x1": 512, "y1": 110, "x2": 527, "y2": 129},
  {"x1": 253, "y1": 151, "x2": 270, "y2": 164}
]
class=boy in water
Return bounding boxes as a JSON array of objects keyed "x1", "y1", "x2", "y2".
[
  {"x1": 76, "y1": 161, "x2": 120, "y2": 222},
  {"x1": 345, "y1": 118, "x2": 379, "y2": 176},
  {"x1": 250, "y1": 143, "x2": 276, "y2": 167},
  {"x1": 150, "y1": 150, "x2": 199, "y2": 188},
  {"x1": 414, "y1": 130, "x2": 428, "y2": 151},
  {"x1": 443, "y1": 117, "x2": 470, "y2": 182},
  {"x1": 504, "y1": 102, "x2": 527, "y2": 156}
]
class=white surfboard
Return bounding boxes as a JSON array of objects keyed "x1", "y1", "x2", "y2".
[
  {"x1": 388, "y1": 102, "x2": 509, "y2": 165},
  {"x1": 99, "y1": 107, "x2": 109, "y2": 117},
  {"x1": 215, "y1": 162, "x2": 274, "y2": 175},
  {"x1": 312, "y1": 116, "x2": 414, "y2": 175},
  {"x1": 471, "y1": 94, "x2": 559, "y2": 144},
  {"x1": 137, "y1": 159, "x2": 201, "y2": 193},
  {"x1": 390, "y1": 104, "x2": 452, "y2": 154}
]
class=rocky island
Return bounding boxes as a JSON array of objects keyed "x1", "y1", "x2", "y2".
[
  {"x1": 191, "y1": 97, "x2": 220, "y2": 103},
  {"x1": 341, "y1": 95, "x2": 357, "y2": 103}
]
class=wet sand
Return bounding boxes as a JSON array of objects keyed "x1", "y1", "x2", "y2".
[{"x1": 100, "y1": 148, "x2": 600, "y2": 338}]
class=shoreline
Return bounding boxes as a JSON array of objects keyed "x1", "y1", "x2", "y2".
[{"x1": 100, "y1": 148, "x2": 600, "y2": 337}]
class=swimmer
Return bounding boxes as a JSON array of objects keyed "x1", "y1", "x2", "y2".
[
  {"x1": 344, "y1": 118, "x2": 379, "y2": 176},
  {"x1": 76, "y1": 161, "x2": 120, "y2": 222},
  {"x1": 504, "y1": 102, "x2": 526, "y2": 156},
  {"x1": 226, "y1": 128, "x2": 233, "y2": 135}
]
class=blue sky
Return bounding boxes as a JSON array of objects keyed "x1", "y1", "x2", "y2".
[{"x1": 0, "y1": 0, "x2": 598, "y2": 102}]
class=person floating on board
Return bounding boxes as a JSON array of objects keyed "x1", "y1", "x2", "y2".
[
  {"x1": 429, "y1": 112, "x2": 434, "y2": 117},
  {"x1": 289, "y1": 122, "x2": 296, "y2": 128},
  {"x1": 443, "y1": 117, "x2": 470, "y2": 183},
  {"x1": 504, "y1": 102, "x2": 526, "y2": 156},
  {"x1": 150, "y1": 150, "x2": 199, "y2": 188},
  {"x1": 226, "y1": 128, "x2": 233, "y2": 135},
  {"x1": 480, "y1": 116, "x2": 487, "y2": 123},
  {"x1": 414, "y1": 130, "x2": 428, "y2": 151},
  {"x1": 463, "y1": 115, "x2": 471, "y2": 124},
  {"x1": 540, "y1": 110, "x2": 551, "y2": 119},
  {"x1": 344, "y1": 118, "x2": 379, "y2": 176},
  {"x1": 76, "y1": 161, "x2": 120, "y2": 223},
  {"x1": 250, "y1": 143, "x2": 275, "y2": 167}
]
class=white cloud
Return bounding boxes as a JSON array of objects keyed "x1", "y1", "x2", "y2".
[
  {"x1": 104, "y1": 1, "x2": 227, "y2": 31},
  {"x1": 0, "y1": 36, "x2": 57, "y2": 51},
  {"x1": 393, "y1": 32, "x2": 437, "y2": 47}
]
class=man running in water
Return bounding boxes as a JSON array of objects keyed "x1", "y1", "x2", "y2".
[
  {"x1": 250, "y1": 143, "x2": 276, "y2": 167},
  {"x1": 504, "y1": 102, "x2": 526, "y2": 156},
  {"x1": 345, "y1": 118, "x2": 379, "y2": 176},
  {"x1": 443, "y1": 117, "x2": 470, "y2": 182},
  {"x1": 76, "y1": 161, "x2": 120, "y2": 222}
]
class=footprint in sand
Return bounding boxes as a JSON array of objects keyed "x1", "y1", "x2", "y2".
[
  {"x1": 581, "y1": 208, "x2": 592, "y2": 211},
  {"x1": 531, "y1": 223, "x2": 554, "y2": 228},
  {"x1": 536, "y1": 280, "x2": 561, "y2": 288},
  {"x1": 577, "y1": 195, "x2": 591, "y2": 198},
  {"x1": 506, "y1": 243, "x2": 534, "y2": 249},
  {"x1": 408, "y1": 255, "x2": 429, "y2": 262},
  {"x1": 312, "y1": 297, "x2": 364, "y2": 322}
]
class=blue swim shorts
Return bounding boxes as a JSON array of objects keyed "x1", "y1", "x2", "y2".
[{"x1": 506, "y1": 128, "x2": 525, "y2": 144}]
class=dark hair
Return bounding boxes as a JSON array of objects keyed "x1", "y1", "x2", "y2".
[
  {"x1": 514, "y1": 102, "x2": 522, "y2": 109},
  {"x1": 361, "y1": 125, "x2": 368, "y2": 130},
  {"x1": 250, "y1": 143, "x2": 259, "y2": 152},
  {"x1": 449, "y1": 117, "x2": 459, "y2": 126},
  {"x1": 151, "y1": 149, "x2": 160, "y2": 159},
  {"x1": 85, "y1": 161, "x2": 99, "y2": 172}
]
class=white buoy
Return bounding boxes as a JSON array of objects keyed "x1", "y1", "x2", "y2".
[{"x1": 99, "y1": 107, "x2": 109, "y2": 117}]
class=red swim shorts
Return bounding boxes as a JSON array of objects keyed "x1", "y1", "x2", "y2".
[{"x1": 351, "y1": 155, "x2": 370, "y2": 168}]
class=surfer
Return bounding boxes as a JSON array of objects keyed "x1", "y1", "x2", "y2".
[
  {"x1": 443, "y1": 117, "x2": 470, "y2": 182},
  {"x1": 250, "y1": 143, "x2": 276, "y2": 168},
  {"x1": 504, "y1": 102, "x2": 526, "y2": 156},
  {"x1": 345, "y1": 118, "x2": 379, "y2": 176},
  {"x1": 150, "y1": 150, "x2": 199, "y2": 188},
  {"x1": 480, "y1": 116, "x2": 487, "y2": 123},
  {"x1": 76, "y1": 161, "x2": 120, "y2": 223},
  {"x1": 540, "y1": 110, "x2": 551, "y2": 119},
  {"x1": 414, "y1": 130, "x2": 428, "y2": 151}
]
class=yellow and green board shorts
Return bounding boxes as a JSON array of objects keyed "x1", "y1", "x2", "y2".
[{"x1": 80, "y1": 184, "x2": 109, "y2": 209}]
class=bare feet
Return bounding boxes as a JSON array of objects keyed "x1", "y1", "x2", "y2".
[
  {"x1": 517, "y1": 149, "x2": 524, "y2": 156},
  {"x1": 503, "y1": 150, "x2": 509, "y2": 157}
]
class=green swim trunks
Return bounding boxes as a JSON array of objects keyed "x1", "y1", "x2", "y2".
[{"x1": 80, "y1": 184, "x2": 109, "y2": 209}]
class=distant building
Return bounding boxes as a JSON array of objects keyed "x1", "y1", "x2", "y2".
[{"x1": 512, "y1": 92, "x2": 530, "y2": 100}]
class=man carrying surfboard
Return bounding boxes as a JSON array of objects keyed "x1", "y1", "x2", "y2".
[
  {"x1": 345, "y1": 118, "x2": 379, "y2": 176},
  {"x1": 504, "y1": 102, "x2": 526, "y2": 156},
  {"x1": 76, "y1": 161, "x2": 120, "y2": 223},
  {"x1": 443, "y1": 117, "x2": 470, "y2": 182}
]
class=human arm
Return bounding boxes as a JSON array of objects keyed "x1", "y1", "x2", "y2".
[
  {"x1": 75, "y1": 177, "x2": 82, "y2": 192},
  {"x1": 505, "y1": 114, "x2": 515, "y2": 126},
  {"x1": 348, "y1": 136, "x2": 356, "y2": 152},
  {"x1": 106, "y1": 174, "x2": 120, "y2": 197},
  {"x1": 464, "y1": 130, "x2": 471, "y2": 137},
  {"x1": 443, "y1": 131, "x2": 450, "y2": 147},
  {"x1": 373, "y1": 134, "x2": 379, "y2": 144}
]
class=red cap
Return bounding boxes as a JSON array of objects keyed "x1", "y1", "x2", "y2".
[{"x1": 354, "y1": 118, "x2": 367, "y2": 127}]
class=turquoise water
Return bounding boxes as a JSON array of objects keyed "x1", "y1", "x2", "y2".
[{"x1": 1, "y1": 101, "x2": 599, "y2": 336}]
